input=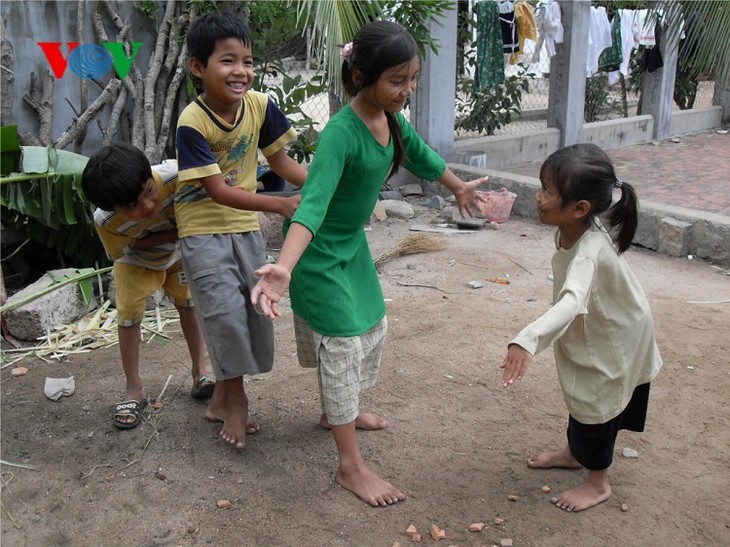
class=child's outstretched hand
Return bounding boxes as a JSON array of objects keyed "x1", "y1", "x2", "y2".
[
  {"x1": 251, "y1": 264, "x2": 291, "y2": 318},
  {"x1": 500, "y1": 343, "x2": 532, "y2": 387},
  {"x1": 454, "y1": 176, "x2": 489, "y2": 218}
]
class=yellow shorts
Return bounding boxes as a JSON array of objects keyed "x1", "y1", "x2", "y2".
[{"x1": 114, "y1": 260, "x2": 193, "y2": 326}]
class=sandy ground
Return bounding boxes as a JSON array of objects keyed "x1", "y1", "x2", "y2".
[{"x1": 2, "y1": 206, "x2": 729, "y2": 546}]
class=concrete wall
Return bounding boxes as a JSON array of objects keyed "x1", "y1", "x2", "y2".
[
  {"x1": 453, "y1": 107, "x2": 723, "y2": 171},
  {"x1": 446, "y1": 163, "x2": 730, "y2": 266},
  {"x1": 1, "y1": 1, "x2": 156, "y2": 154}
]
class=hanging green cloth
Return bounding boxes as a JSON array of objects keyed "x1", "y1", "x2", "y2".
[
  {"x1": 599, "y1": 11, "x2": 623, "y2": 73},
  {"x1": 475, "y1": 0, "x2": 505, "y2": 91}
]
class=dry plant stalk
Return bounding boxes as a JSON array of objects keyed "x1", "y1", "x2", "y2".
[{"x1": 374, "y1": 233, "x2": 447, "y2": 267}]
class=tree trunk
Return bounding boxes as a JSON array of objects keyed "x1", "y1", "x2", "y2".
[{"x1": 0, "y1": 18, "x2": 15, "y2": 126}]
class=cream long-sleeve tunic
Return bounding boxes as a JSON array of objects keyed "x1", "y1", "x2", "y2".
[{"x1": 510, "y1": 219, "x2": 662, "y2": 424}]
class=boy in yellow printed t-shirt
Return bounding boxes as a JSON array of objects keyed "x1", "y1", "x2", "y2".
[
  {"x1": 176, "y1": 12, "x2": 307, "y2": 451},
  {"x1": 82, "y1": 143, "x2": 213, "y2": 430}
]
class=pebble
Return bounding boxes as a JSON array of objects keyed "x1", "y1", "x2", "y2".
[
  {"x1": 541, "y1": 485, "x2": 551, "y2": 493},
  {"x1": 621, "y1": 503, "x2": 630, "y2": 512},
  {"x1": 469, "y1": 522, "x2": 485, "y2": 532},
  {"x1": 501, "y1": 539, "x2": 513, "y2": 547},
  {"x1": 507, "y1": 494, "x2": 518, "y2": 501},
  {"x1": 11, "y1": 367, "x2": 28, "y2": 377},
  {"x1": 216, "y1": 499, "x2": 232, "y2": 508},
  {"x1": 494, "y1": 517, "x2": 504, "y2": 525},
  {"x1": 622, "y1": 447, "x2": 639, "y2": 458}
]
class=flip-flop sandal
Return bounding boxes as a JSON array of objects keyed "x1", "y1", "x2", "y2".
[
  {"x1": 113, "y1": 399, "x2": 147, "y2": 429},
  {"x1": 190, "y1": 375, "x2": 215, "y2": 399}
]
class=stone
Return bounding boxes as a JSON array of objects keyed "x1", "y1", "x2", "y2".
[
  {"x1": 422, "y1": 195, "x2": 446, "y2": 210},
  {"x1": 4, "y1": 269, "x2": 96, "y2": 341},
  {"x1": 399, "y1": 183, "x2": 423, "y2": 197},
  {"x1": 452, "y1": 209, "x2": 485, "y2": 228},
  {"x1": 379, "y1": 190, "x2": 403, "y2": 201},
  {"x1": 622, "y1": 447, "x2": 639, "y2": 458},
  {"x1": 657, "y1": 216, "x2": 691, "y2": 257},
  {"x1": 380, "y1": 199, "x2": 415, "y2": 219}
]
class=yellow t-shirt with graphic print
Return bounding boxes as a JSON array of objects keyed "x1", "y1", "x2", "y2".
[{"x1": 175, "y1": 91, "x2": 296, "y2": 238}]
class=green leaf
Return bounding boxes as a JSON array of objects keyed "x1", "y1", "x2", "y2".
[
  {"x1": 41, "y1": 177, "x2": 54, "y2": 225},
  {"x1": 20, "y1": 146, "x2": 49, "y2": 174},
  {"x1": 61, "y1": 176, "x2": 78, "y2": 225},
  {"x1": 77, "y1": 276, "x2": 94, "y2": 306}
]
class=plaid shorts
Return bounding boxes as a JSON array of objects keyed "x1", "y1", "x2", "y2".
[{"x1": 293, "y1": 314, "x2": 388, "y2": 426}]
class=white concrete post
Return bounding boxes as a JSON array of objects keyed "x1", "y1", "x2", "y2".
[
  {"x1": 547, "y1": 0, "x2": 590, "y2": 147},
  {"x1": 712, "y1": 72, "x2": 730, "y2": 125},
  {"x1": 640, "y1": 24, "x2": 679, "y2": 140},
  {"x1": 411, "y1": 3, "x2": 459, "y2": 161}
]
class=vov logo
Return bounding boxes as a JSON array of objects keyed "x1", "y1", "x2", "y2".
[{"x1": 37, "y1": 42, "x2": 142, "y2": 79}]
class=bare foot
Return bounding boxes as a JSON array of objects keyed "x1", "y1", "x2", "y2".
[
  {"x1": 219, "y1": 412, "x2": 248, "y2": 451},
  {"x1": 527, "y1": 447, "x2": 583, "y2": 469},
  {"x1": 550, "y1": 472, "x2": 612, "y2": 512},
  {"x1": 335, "y1": 464, "x2": 406, "y2": 507},
  {"x1": 205, "y1": 407, "x2": 260, "y2": 434},
  {"x1": 320, "y1": 412, "x2": 389, "y2": 431}
]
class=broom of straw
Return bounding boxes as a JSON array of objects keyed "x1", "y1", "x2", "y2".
[{"x1": 374, "y1": 233, "x2": 447, "y2": 267}]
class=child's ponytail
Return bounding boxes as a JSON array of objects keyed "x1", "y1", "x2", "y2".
[
  {"x1": 606, "y1": 180, "x2": 639, "y2": 254},
  {"x1": 385, "y1": 111, "x2": 405, "y2": 178}
]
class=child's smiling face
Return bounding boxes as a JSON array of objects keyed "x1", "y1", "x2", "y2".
[
  {"x1": 359, "y1": 56, "x2": 421, "y2": 114},
  {"x1": 189, "y1": 37, "x2": 254, "y2": 112}
]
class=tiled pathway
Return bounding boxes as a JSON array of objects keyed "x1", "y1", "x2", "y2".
[{"x1": 501, "y1": 131, "x2": 730, "y2": 217}]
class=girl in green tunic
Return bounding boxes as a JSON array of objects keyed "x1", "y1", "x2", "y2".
[{"x1": 252, "y1": 20, "x2": 487, "y2": 507}]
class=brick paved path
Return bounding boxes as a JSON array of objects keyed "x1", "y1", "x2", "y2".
[{"x1": 502, "y1": 131, "x2": 730, "y2": 216}]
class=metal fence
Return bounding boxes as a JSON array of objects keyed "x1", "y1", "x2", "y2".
[{"x1": 260, "y1": 18, "x2": 716, "y2": 142}]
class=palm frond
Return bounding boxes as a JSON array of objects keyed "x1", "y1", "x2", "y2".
[
  {"x1": 653, "y1": 0, "x2": 730, "y2": 81},
  {"x1": 295, "y1": 0, "x2": 383, "y2": 98}
]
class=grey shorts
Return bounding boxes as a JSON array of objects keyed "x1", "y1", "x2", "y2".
[
  {"x1": 293, "y1": 313, "x2": 388, "y2": 425},
  {"x1": 181, "y1": 232, "x2": 274, "y2": 380}
]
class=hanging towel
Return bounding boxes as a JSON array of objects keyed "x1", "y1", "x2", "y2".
[
  {"x1": 608, "y1": 8, "x2": 637, "y2": 84},
  {"x1": 633, "y1": 9, "x2": 656, "y2": 46},
  {"x1": 509, "y1": 1, "x2": 538, "y2": 65},
  {"x1": 586, "y1": 6, "x2": 612, "y2": 76},
  {"x1": 599, "y1": 11, "x2": 623, "y2": 73},
  {"x1": 499, "y1": 1, "x2": 520, "y2": 54},
  {"x1": 644, "y1": 21, "x2": 663, "y2": 73},
  {"x1": 531, "y1": 0, "x2": 564, "y2": 63},
  {"x1": 476, "y1": 0, "x2": 506, "y2": 90}
]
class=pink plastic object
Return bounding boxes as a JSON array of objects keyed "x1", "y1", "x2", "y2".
[{"x1": 478, "y1": 187, "x2": 517, "y2": 223}]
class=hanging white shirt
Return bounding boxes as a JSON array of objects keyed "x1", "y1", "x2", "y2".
[
  {"x1": 531, "y1": 0, "x2": 564, "y2": 63},
  {"x1": 586, "y1": 6, "x2": 612, "y2": 77},
  {"x1": 609, "y1": 9, "x2": 638, "y2": 85},
  {"x1": 633, "y1": 9, "x2": 656, "y2": 46}
]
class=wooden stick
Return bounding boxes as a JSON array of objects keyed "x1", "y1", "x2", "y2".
[
  {"x1": 0, "y1": 459, "x2": 37, "y2": 470},
  {"x1": 156, "y1": 374, "x2": 173, "y2": 401},
  {"x1": 395, "y1": 281, "x2": 452, "y2": 293}
]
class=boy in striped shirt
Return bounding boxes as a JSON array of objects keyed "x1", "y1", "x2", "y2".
[{"x1": 82, "y1": 143, "x2": 213, "y2": 429}]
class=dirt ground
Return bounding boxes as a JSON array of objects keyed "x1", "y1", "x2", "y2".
[{"x1": 2, "y1": 206, "x2": 729, "y2": 546}]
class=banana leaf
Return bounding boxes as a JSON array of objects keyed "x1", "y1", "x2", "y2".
[{"x1": 0, "y1": 146, "x2": 107, "y2": 268}]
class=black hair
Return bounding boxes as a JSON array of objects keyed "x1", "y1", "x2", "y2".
[
  {"x1": 539, "y1": 143, "x2": 639, "y2": 253},
  {"x1": 342, "y1": 20, "x2": 420, "y2": 179},
  {"x1": 81, "y1": 142, "x2": 152, "y2": 211},
  {"x1": 186, "y1": 12, "x2": 253, "y2": 67}
]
